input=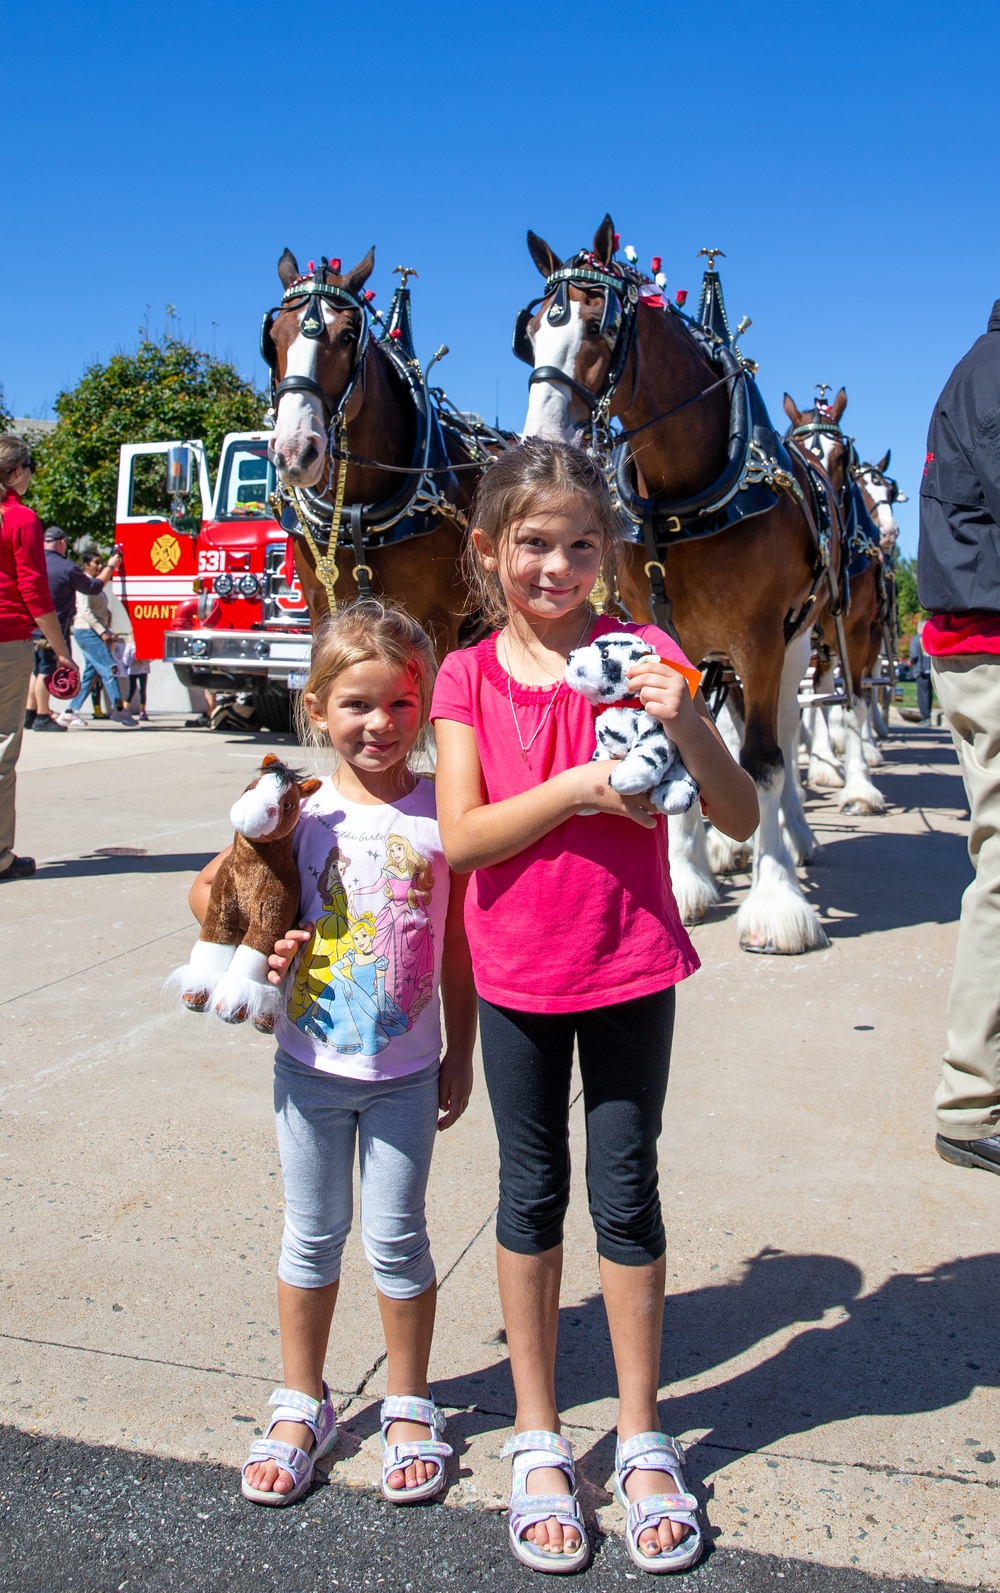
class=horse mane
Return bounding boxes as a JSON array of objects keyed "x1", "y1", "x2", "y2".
[{"x1": 257, "y1": 757, "x2": 307, "y2": 789}]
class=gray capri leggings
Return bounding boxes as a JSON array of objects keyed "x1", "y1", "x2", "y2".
[{"x1": 273, "y1": 1048, "x2": 440, "y2": 1298}]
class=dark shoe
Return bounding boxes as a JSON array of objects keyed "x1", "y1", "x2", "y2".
[
  {"x1": 185, "y1": 713, "x2": 211, "y2": 728},
  {"x1": 0, "y1": 855, "x2": 37, "y2": 881},
  {"x1": 23, "y1": 710, "x2": 36, "y2": 729},
  {"x1": 32, "y1": 715, "x2": 67, "y2": 732},
  {"x1": 936, "y1": 1132, "x2": 1000, "y2": 1174}
]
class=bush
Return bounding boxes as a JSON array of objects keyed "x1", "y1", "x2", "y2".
[
  {"x1": 28, "y1": 336, "x2": 266, "y2": 549},
  {"x1": 894, "y1": 556, "x2": 925, "y2": 641}
]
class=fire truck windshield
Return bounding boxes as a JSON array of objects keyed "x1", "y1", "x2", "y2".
[{"x1": 214, "y1": 442, "x2": 276, "y2": 519}]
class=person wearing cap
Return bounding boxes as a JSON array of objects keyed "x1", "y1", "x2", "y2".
[
  {"x1": 0, "y1": 438, "x2": 74, "y2": 882},
  {"x1": 62, "y1": 553, "x2": 136, "y2": 729},
  {"x1": 24, "y1": 529, "x2": 120, "y2": 731}
]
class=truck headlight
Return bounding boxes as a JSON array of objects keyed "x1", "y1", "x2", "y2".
[
  {"x1": 238, "y1": 573, "x2": 261, "y2": 599},
  {"x1": 214, "y1": 573, "x2": 234, "y2": 598}
]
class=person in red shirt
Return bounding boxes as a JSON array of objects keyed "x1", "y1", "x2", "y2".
[{"x1": 0, "y1": 438, "x2": 74, "y2": 881}]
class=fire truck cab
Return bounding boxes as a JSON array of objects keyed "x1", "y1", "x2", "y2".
[{"x1": 114, "y1": 432, "x2": 310, "y2": 730}]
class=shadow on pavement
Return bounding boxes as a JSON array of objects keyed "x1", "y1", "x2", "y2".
[
  {"x1": 808, "y1": 830, "x2": 971, "y2": 936},
  {"x1": 37, "y1": 851, "x2": 218, "y2": 879},
  {"x1": 436, "y1": 1248, "x2": 999, "y2": 1489}
]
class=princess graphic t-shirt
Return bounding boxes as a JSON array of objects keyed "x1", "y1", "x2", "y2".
[{"x1": 275, "y1": 777, "x2": 449, "y2": 1081}]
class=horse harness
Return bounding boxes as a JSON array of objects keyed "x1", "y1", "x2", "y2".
[
  {"x1": 513, "y1": 256, "x2": 640, "y2": 427},
  {"x1": 260, "y1": 261, "x2": 505, "y2": 611}
]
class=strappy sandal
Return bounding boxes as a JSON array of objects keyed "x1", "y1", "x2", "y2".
[
  {"x1": 240, "y1": 1382, "x2": 337, "y2": 1506},
  {"x1": 501, "y1": 1429, "x2": 590, "y2": 1575},
  {"x1": 613, "y1": 1431, "x2": 702, "y2": 1574},
  {"x1": 379, "y1": 1394, "x2": 452, "y2": 1503}
]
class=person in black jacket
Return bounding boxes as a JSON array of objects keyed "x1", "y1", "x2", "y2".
[{"x1": 918, "y1": 300, "x2": 1000, "y2": 1175}]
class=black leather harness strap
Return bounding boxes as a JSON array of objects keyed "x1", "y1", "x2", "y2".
[
  {"x1": 640, "y1": 508, "x2": 682, "y2": 645},
  {"x1": 348, "y1": 502, "x2": 373, "y2": 600}
]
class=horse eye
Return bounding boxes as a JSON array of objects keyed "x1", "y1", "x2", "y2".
[
  {"x1": 586, "y1": 319, "x2": 602, "y2": 337},
  {"x1": 339, "y1": 329, "x2": 355, "y2": 347}
]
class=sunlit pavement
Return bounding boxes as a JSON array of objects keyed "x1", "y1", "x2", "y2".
[{"x1": 0, "y1": 713, "x2": 995, "y2": 1590}]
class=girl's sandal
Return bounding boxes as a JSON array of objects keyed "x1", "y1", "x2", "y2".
[
  {"x1": 379, "y1": 1394, "x2": 453, "y2": 1503},
  {"x1": 240, "y1": 1382, "x2": 338, "y2": 1506},
  {"x1": 500, "y1": 1429, "x2": 591, "y2": 1575},
  {"x1": 612, "y1": 1432, "x2": 703, "y2": 1574}
]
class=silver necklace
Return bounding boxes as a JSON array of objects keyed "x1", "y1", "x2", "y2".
[{"x1": 500, "y1": 609, "x2": 593, "y2": 763}]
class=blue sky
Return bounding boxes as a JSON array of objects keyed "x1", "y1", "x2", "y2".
[{"x1": 4, "y1": 0, "x2": 998, "y2": 555}]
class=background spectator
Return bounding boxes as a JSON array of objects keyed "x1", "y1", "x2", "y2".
[
  {"x1": 0, "y1": 438, "x2": 73, "y2": 882},
  {"x1": 27, "y1": 528, "x2": 120, "y2": 733},
  {"x1": 908, "y1": 617, "x2": 934, "y2": 724},
  {"x1": 62, "y1": 564, "x2": 136, "y2": 729},
  {"x1": 122, "y1": 639, "x2": 150, "y2": 721}
]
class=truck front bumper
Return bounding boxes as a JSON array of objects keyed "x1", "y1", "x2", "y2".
[{"x1": 164, "y1": 629, "x2": 311, "y2": 683}]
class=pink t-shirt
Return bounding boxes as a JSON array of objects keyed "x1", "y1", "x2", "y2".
[{"x1": 431, "y1": 617, "x2": 699, "y2": 1013}]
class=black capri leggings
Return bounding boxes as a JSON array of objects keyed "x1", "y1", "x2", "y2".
[{"x1": 478, "y1": 987, "x2": 675, "y2": 1267}]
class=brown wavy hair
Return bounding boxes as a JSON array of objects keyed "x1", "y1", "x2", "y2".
[
  {"x1": 463, "y1": 437, "x2": 625, "y2": 626},
  {"x1": 0, "y1": 437, "x2": 31, "y2": 512}
]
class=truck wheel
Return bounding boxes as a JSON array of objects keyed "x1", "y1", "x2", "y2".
[{"x1": 252, "y1": 680, "x2": 294, "y2": 734}]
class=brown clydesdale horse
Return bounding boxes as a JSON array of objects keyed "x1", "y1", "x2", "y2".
[
  {"x1": 519, "y1": 216, "x2": 830, "y2": 954},
  {"x1": 783, "y1": 390, "x2": 889, "y2": 815},
  {"x1": 264, "y1": 248, "x2": 494, "y2": 657}
]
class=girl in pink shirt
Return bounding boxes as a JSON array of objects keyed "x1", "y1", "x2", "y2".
[{"x1": 432, "y1": 439, "x2": 757, "y2": 1576}]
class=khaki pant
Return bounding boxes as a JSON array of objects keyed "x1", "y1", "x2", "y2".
[
  {"x1": 932, "y1": 654, "x2": 1000, "y2": 1137},
  {"x1": 0, "y1": 638, "x2": 34, "y2": 875}
]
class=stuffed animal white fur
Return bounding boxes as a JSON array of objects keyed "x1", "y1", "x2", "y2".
[{"x1": 564, "y1": 633, "x2": 699, "y2": 816}]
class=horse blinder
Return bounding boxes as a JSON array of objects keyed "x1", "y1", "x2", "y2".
[{"x1": 260, "y1": 311, "x2": 278, "y2": 371}]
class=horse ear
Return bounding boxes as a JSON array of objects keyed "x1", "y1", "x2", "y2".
[
  {"x1": 831, "y1": 386, "x2": 848, "y2": 423},
  {"x1": 527, "y1": 230, "x2": 562, "y2": 279},
  {"x1": 877, "y1": 449, "x2": 891, "y2": 472},
  {"x1": 261, "y1": 753, "x2": 280, "y2": 769},
  {"x1": 341, "y1": 247, "x2": 375, "y2": 297},
  {"x1": 299, "y1": 777, "x2": 323, "y2": 797},
  {"x1": 592, "y1": 215, "x2": 615, "y2": 267},
  {"x1": 278, "y1": 249, "x2": 300, "y2": 289},
  {"x1": 783, "y1": 392, "x2": 804, "y2": 426}
]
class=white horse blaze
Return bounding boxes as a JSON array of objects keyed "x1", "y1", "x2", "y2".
[
  {"x1": 230, "y1": 772, "x2": 288, "y2": 838},
  {"x1": 521, "y1": 301, "x2": 587, "y2": 444},
  {"x1": 270, "y1": 305, "x2": 332, "y2": 484}
]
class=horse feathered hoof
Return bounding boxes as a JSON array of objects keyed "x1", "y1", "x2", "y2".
[
  {"x1": 182, "y1": 990, "x2": 212, "y2": 1012},
  {"x1": 254, "y1": 1012, "x2": 277, "y2": 1035}
]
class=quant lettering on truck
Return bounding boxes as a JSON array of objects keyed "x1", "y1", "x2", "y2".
[{"x1": 113, "y1": 432, "x2": 311, "y2": 731}]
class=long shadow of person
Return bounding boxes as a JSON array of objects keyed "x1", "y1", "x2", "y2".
[{"x1": 660, "y1": 1252, "x2": 1000, "y2": 1485}]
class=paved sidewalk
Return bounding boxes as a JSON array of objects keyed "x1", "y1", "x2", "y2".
[{"x1": 0, "y1": 715, "x2": 996, "y2": 1588}]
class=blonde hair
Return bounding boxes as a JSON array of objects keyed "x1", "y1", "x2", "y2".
[
  {"x1": 295, "y1": 598, "x2": 437, "y2": 760},
  {"x1": 349, "y1": 912, "x2": 378, "y2": 940},
  {"x1": 386, "y1": 831, "x2": 434, "y2": 896},
  {"x1": 464, "y1": 437, "x2": 625, "y2": 627}
]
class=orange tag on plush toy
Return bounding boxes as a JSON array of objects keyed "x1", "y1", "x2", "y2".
[{"x1": 660, "y1": 657, "x2": 702, "y2": 698}]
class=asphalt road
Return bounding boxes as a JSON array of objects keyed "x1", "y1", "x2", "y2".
[{"x1": 0, "y1": 1426, "x2": 964, "y2": 1593}]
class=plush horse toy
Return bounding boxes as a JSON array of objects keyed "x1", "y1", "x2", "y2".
[
  {"x1": 564, "y1": 633, "x2": 700, "y2": 816},
  {"x1": 170, "y1": 755, "x2": 321, "y2": 1032}
]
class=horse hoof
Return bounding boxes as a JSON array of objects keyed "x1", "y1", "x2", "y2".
[
  {"x1": 182, "y1": 991, "x2": 211, "y2": 1012},
  {"x1": 740, "y1": 934, "x2": 780, "y2": 955},
  {"x1": 219, "y1": 1006, "x2": 249, "y2": 1024},
  {"x1": 253, "y1": 1013, "x2": 276, "y2": 1034}
]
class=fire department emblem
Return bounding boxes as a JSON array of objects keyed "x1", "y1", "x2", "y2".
[{"x1": 150, "y1": 533, "x2": 181, "y2": 573}]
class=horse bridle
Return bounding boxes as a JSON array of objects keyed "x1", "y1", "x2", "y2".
[
  {"x1": 852, "y1": 460, "x2": 906, "y2": 505},
  {"x1": 260, "y1": 258, "x2": 370, "y2": 422},
  {"x1": 512, "y1": 259, "x2": 640, "y2": 416}
]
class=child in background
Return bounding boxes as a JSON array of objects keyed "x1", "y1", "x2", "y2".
[
  {"x1": 432, "y1": 439, "x2": 758, "y2": 1575},
  {"x1": 190, "y1": 601, "x2": 476, "y2": 1508}
]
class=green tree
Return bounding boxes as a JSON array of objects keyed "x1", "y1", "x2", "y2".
[
  {"x1": 28, "y1": 336, "x2": 266, "y2": 548},
  {"x1": 0, "y1": 384, "x2": 12, "y2": 434},
  {"x1": 894, "y1": 555, "x2": 925, "y2": 641}
]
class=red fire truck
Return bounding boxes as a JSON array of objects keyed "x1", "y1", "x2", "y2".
[{"x1": 113, "y1": 432, "x2": 310, "y2": 729}]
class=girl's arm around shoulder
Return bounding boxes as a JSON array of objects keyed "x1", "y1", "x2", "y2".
[
  {"x1": 438, "y1": 869, "x2": 476, "y2": 1130},
  {"x1": 625, "y1": 661, "x2": 759, "y2": 841},
  {"x1": 433, "y1": 718, "x2": 658, "y2": 874}
]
